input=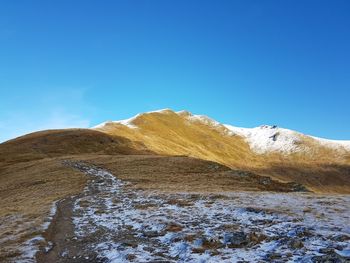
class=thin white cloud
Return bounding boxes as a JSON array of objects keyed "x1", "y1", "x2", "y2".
[
  {"x1": 0, "y1": 87, "x2": 94, "y2": 143},
  {"x1": 0, "y1": 110, "x2": 90, "y2": 143},
  {"x1": 37, "y1": 110, "x2": 91, "y2": 130}
]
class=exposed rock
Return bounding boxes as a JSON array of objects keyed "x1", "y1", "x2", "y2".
[
  {"x1": 223, "y1": 231, "x2": 249, "y2": 248},
  {"x1": 333, "y1": 234, "x2": 350, "y2": 242},
  {"x1": 265, "y1": 252, "x2": 282, "y2": 260},
  {"x1": 288, "y1": 183, "x2": 310, "y2": 192},
  {"x1": 312, "y1": 248, "x2": 350, "y2": 263},
  {"x1": 142, "y1": 231, "x2": 161, "y2": 238},
  {"x1": 259, "y1": 177, "x2": 272, "y2": 185},
  {"x1": 289, "y1": 239, "x2": 304, "y2": 250}
]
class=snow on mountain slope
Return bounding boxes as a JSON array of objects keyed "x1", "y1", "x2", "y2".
[
  {"x1": 93, "y1": 109, "x2": 350, "y2": 155},
  {"x1": 224, "y1": 125, "x2": 350, "y2": 154},
  {"x1": 178, "y1": 111, "x2": 350, "y2": 154},
  {"x1": 93, "y1": 116, "x2": 139, "y2": 129},
  {"x1": 310, "y1": 136, "x2": 350, "y2": 151},
  {"x1": 224, "y1": 125, "x2": 303, "y2": 154}
]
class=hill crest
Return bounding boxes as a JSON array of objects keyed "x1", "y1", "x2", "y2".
[{"x1": 93, "y1": 109, "x2": 350, "y2": 155}]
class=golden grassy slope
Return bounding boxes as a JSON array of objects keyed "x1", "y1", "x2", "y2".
[
  {"x1": 95, "y1": 110, "x2": 350, "y2": 193},
  {"x1": 96, "y1": 110, "x2": 260, "y2": 168}
]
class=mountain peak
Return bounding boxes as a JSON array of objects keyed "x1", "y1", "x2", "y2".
[{"x1": 93, "y1": 109, "x2": 350, "y2": 155}]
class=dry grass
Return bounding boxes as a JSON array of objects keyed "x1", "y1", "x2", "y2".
[
  {"x1": 0, "y1": 128, "x2": 151, "y2": 166},
  {"x1": 71, "y1": 154, "x2": 306, "y2": 193},
  {"x1": 0, "y1": 157, "x2": 87, "y2": 261},
  {"x1": 0, "y1": 158, "x2": 86, "y2": 218},
  {"x1": 95, "y1": 110, "x2": 350, "y2": 193}
]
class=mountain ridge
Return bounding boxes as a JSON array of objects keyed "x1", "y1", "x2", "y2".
[
  {"x1": 93, "y1": 108, "x2": 350, "y2": 155},
  {"x1": 93, "y1": 109, "x2": 350, "y2": 193},
  {"x1": 1, "y1": 108, "x2": 349, "y2": 193}
]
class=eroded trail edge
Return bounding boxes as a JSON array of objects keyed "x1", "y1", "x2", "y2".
[{"x1": 37, "y1": 161, "x2": 350, "y2": 262}]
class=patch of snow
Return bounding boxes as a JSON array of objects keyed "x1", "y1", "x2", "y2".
[
  {"x1": 42, "y1": 201, "x2": 58, "y2": 230},
  {"x1": 13, "y1": 201, "x2": 58, "y2": 262},
  {"x1": 92, "y1": 120, "x2": 113, "y2": 129},
  {"x1": 185, "y1": 114, "x2": 223, "y2": 129},
  {"x1": 113, "y1": 115, "x2": 140, "y2": 129},
  {"x1": 310, "y1": 136, "x2": 350, "y2": 151},
  {"x1": 147, "y1": 108, "x2": 173, "y2": 114},
  {"x1": 336, "y1": 249, "x2": 350, "y2": 258},
  {"x1": 93, "y1": 115, "x2": 139, "y2": 129},
  {"x1": 225, "y1": 124, "x2": 350, "y2": 154},
  {"x1": 67, "y1": 162, "x2": 350, "y2": 263},
  {"x1": 225, "y1": 124, "x2": 304, "y2": 154},
  {"x1": 176, "y1": 110, "x2": 192, "y2": 116},
  {"x1": 16, "y1": 236, "x2": 45, "y2": 263}
]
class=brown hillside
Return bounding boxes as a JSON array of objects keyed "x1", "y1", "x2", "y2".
[
  {"x1": 95, "y1": 109, "x2": 350, "y2": 193},
  {"x1": 0, "y1": 129, "x2": 150, "y2": 165}
]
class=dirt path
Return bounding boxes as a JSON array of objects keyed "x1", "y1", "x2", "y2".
[
  {"x1": 35, "y1": 161, "x2": 350, "y2": 262},
  {"x1": 36, "y1": 195, "x2": 107, "y2": 263},
  {"x1": 36, "y1": 163, "x2": 108, "y2": 263},
  {"x1": 36, "y1": 197, "x2": 77, "y2": 262}
]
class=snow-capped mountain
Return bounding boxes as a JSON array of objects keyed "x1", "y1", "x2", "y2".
[
  {"x1": 93, "y1": 109, "x2": 350, "y2": 155},
  {"x1": 91, "y1": 109, "x2": 350, "y2": 193}
]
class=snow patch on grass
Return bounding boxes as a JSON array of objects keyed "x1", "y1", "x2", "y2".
[
  {"x1": 68, "y1": 162, "x2": 350, "y2": 262},
  {"x1": 8, "y1": 201, "x2": 58, "y2": 263}
]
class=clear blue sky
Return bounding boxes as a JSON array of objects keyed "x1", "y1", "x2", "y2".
[{"x1": 1, "y1": 0, "x2": 349, "y2": 142}]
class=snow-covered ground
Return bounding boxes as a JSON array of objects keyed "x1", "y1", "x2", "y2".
[
  {"x1": 67, "y1": 162, "x2": 350, "y2": 263},
  {"x1": 0, "y1": 202, "x2": 57, "y2": 263},
  {"x1": 224, "y1": 124, "x2": 303, "y2": 154}
]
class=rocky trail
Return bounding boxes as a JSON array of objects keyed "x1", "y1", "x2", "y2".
[{"x1": 33, "y1": 161, "x2": 350, "y2": 262}]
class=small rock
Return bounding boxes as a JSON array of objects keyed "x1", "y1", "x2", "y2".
[
  {"x1": 319, "y1": 248, "x2": 334, "y2": 254},
  {"x1": 333, "y1": 234, "x2": 350, "y2": 242},
  {"x1": 223, "y1": 231, "x2": 248, "y2": 248},
  {"x1": 265, "y1": 252, "x2": 282, "y2": 260},
  {"x1": 313, "y1": 249, "x2": 350, "y2": 263},
  {"x1": 259, "y1": 177, "x2": 272, "y2": 185},
  {"x1": 289, "y1": 239, "x2": 304, "y2": 250},
  {"x1": 126, "y1": 254, "x2": 136, "y2": 260},
  {"x1": 142, "y1": 231, "x2": 161, "y2": 238}
]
